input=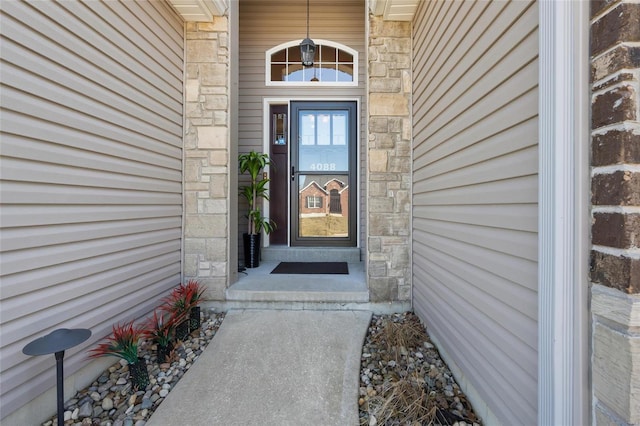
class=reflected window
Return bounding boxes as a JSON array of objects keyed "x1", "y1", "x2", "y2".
[{"x1": 306, "y1": 196, "x2": 323, "y2": 209}]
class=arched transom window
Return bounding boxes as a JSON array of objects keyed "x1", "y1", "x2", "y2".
[{"x1": 266, "y1": 40, "x2": 358, "y2": 86}]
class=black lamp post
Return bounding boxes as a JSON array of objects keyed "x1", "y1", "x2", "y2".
[
  {"x1": 23, "y1": 328, "x2": 91, "y2": 426},
  {"x1": 300, "y1": 0, "x2": 315, "y2": 67}
]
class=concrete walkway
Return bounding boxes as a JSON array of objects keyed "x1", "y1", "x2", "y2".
[{"x1": 147, "y1": 309, "x2": 372, "y2": 426}]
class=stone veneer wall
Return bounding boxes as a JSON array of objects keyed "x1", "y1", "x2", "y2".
[
  {"x1": 183, "y1": 18, "x2": 231, "y2": 300},
  {"x1": 367, "y1": 16, "x2": 412, "y2": 302},
  {"x1": 590, "y1": 1, "x2": 640, "y2": 424}
]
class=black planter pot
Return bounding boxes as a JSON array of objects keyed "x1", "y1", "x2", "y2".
[
  {"x1": 189, "y1": 306, "x2": 201, "y2": 332},
  {"x1": 129, "y1": 357, "x2": 150, "y2": 390},
  {"x1": 157, "y1": 342, "x2": 174, "y2": 363},
  {"x1": 243, "y1": 233, "x2": 261, "y2": 268},
  {"x1": 175, "y1": 320, "x2": 190, "y2": 341}
]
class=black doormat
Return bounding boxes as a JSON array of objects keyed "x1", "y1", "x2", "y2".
[{"x1": 270, "y1": 261, "x2": 349, "y2": 274}]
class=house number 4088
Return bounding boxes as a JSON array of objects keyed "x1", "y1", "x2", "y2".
[{"x1": 308, "y1": 163, "x2": 336, "y2": 171}]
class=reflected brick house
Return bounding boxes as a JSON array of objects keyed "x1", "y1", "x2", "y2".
[{"x1": 298, "y1": 177, "x2": 349, "y2": 218}]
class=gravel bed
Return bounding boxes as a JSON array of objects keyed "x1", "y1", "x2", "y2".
[
  {"x1": 359, "y1": 312, "x2": 482, "y2": 426},
  {"x1": 43, "y1": 312, "x2": 225, "y2": 426}
]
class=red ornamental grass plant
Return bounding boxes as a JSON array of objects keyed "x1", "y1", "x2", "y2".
[
  {"x1": 88, "y1": 320, "x2": 144, "y2": 365},
  {"x1": 160, "y1": 280, "x2": 207, "y2": 313},
  {"x1": 143, "y1": 310, "x2": 176, "y2": 363},
  {"x1": 160, "y1": 287, "x2": 190, "y2": 320},
  {"x1": 88, "y1": 320, "x2": 150, "y2": 390},
  {"x1": 184, "y1": 279, "x2": 207, "y2": 331},
  {"x1": 183, "y1": 279, "x2": 206, "y2": 308},
  {"x1": 160, "y1": 280, "x2": 207, "y2": 338},
  {"x1": 142, "y1": 310, "x2": 175, "y2": 349},
  {"x1": 160, "y1": 286, "x2": 191, "y2": 340}
]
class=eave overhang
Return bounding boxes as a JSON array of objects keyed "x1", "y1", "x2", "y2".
[
  {"x1": 369, "y1": 0, "x2": 419, "y2": 21},
  {"x1": 167, "y1": 0, "x2": 227, "y2": 21}
]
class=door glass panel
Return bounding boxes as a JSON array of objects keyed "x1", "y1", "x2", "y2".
[
  {"x1": 297, "y1": 174, "x2": 349, "y2": 238},
  {"x1": 298, "y1": 110, "x2": 349, "y2": 172}
]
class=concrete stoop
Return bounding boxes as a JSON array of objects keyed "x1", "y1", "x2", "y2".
[
  {"x1": 225, "y1": 260, "x2": 369, "y2": 310},
  {"x1": 210, "y1": 251, "x2": 411, "y2": 313}
]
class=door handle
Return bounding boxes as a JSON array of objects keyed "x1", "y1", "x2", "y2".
[{"x1": 291, "y1": 166, "x2": 295, "y2": 181}]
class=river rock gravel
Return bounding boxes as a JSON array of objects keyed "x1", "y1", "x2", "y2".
[{"x1": 359, "y1": 312, "x2": 482, "y2": 426}]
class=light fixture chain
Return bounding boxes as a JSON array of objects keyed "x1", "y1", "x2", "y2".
[{"x1": 306, "y1": 0, "x2": 310, "y2": 38}]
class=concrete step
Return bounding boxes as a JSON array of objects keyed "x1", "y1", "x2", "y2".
[
  {"x1": 262, "y1": 246, "x2": 361, "y2": 263},
  {"x1": 227, "y1": 261, "x2": 368, "y2": 304}
]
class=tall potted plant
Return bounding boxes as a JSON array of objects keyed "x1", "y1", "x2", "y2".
[{"x1": 239, "y1": 151, "x2": 276, "y2": 268}]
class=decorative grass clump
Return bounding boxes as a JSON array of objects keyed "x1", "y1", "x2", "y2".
[
  {"x1": 372, "y1": 314, "x2": 429, "y2": 360},
  {"x1": 367, "y1": 369, "x2": 436, "y2": 425}
]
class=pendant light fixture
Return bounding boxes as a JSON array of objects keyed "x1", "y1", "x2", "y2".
[{"x1": 299, "y1": 0, "x2": 316, "y2": 67}]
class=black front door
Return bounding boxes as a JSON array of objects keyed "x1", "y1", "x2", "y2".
[{"x1": 290, "y1": 101, "x2": 357, "y2": 247}]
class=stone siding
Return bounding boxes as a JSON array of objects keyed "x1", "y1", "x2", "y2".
[
  {"x1": 590, "y1": 1, "x2": 640, "y2": 424},
  {"x1": 184, "y1": 19, "x2": 230, "y2": 300},
  {"x1": 367, "y1": 17, "x2": 412, "y2": 302}
]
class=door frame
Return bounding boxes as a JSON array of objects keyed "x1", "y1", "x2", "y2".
[
  {"x1": 262, "y1": 97, "x2": 361, "y2": 248},
  {"x1": 290, "y1": 100, "x2": 358, "y2": 247}
]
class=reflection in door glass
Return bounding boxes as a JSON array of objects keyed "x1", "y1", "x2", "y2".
[
  {"x1": 318, "y1": 113, "x2": 330, "y2": 145},
  {"x1": 298, "y1": 110, "x2": 349, "y2": 172},
  {"x1": 297, "y1": 174, "x2": 349, "y2": 238}
]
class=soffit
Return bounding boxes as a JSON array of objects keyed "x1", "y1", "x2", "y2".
[
  {"x1": 167, "y1": 0, "x2": 227, "y2": 21},
  {"x1": 369, "y1": 0, "x2": 419, "y2": 21}
]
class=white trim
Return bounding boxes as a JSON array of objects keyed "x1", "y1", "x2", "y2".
[
  {"x1": 368, "y1": 0, "x2": 419, "y2": 21},
  {"x1": 167, "y1": 0, "x2": 227, "y2": 21},
  {"x1": 206, "y1": 0, "x2": 228, "y2": 15},
  {"x1": 538, "y1": 1, "x2": 590, "y2": 425},
  {"x1": 265, "y1": 39, "x2": 359, "y2": 87},
  {"x1": 369, "y1": 0, "x2": 387, "y2": 16}
]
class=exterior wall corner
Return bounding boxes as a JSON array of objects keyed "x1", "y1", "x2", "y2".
[
  {"x1": 183, "y1": 15, "x2": 232, "y2": 300},
  {"x1": 366, "y1": 15, "x2": 412, "y2": 303}
]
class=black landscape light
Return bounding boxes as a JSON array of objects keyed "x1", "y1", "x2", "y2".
[
  {"x1": 23, "y1": 328, "x2": 91, "y2": 426},
  {"x1": 299, "y1": 0, "x2": 316, "y2": 67}
]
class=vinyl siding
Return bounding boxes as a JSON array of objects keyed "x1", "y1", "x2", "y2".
[
  {"x1": 0, "y1": 0, "x2": 184, "y2": 419},
  {"x1": 238, "y1": 0, "x2": 366, "y2": 250},
  {"x1": 411, "y1": 1, "x2": 539, "y2": 424}
]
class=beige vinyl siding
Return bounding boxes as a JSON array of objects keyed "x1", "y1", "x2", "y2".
[
  {"x1": 238, "y1": 0, "x2": 366, "y2": 250},
  {"x1": 411, "y1": 1, "x2": 538, "y2": 424},
  {"x1": 0, "y1": 0, "x2": 183, "y2": 419}
]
